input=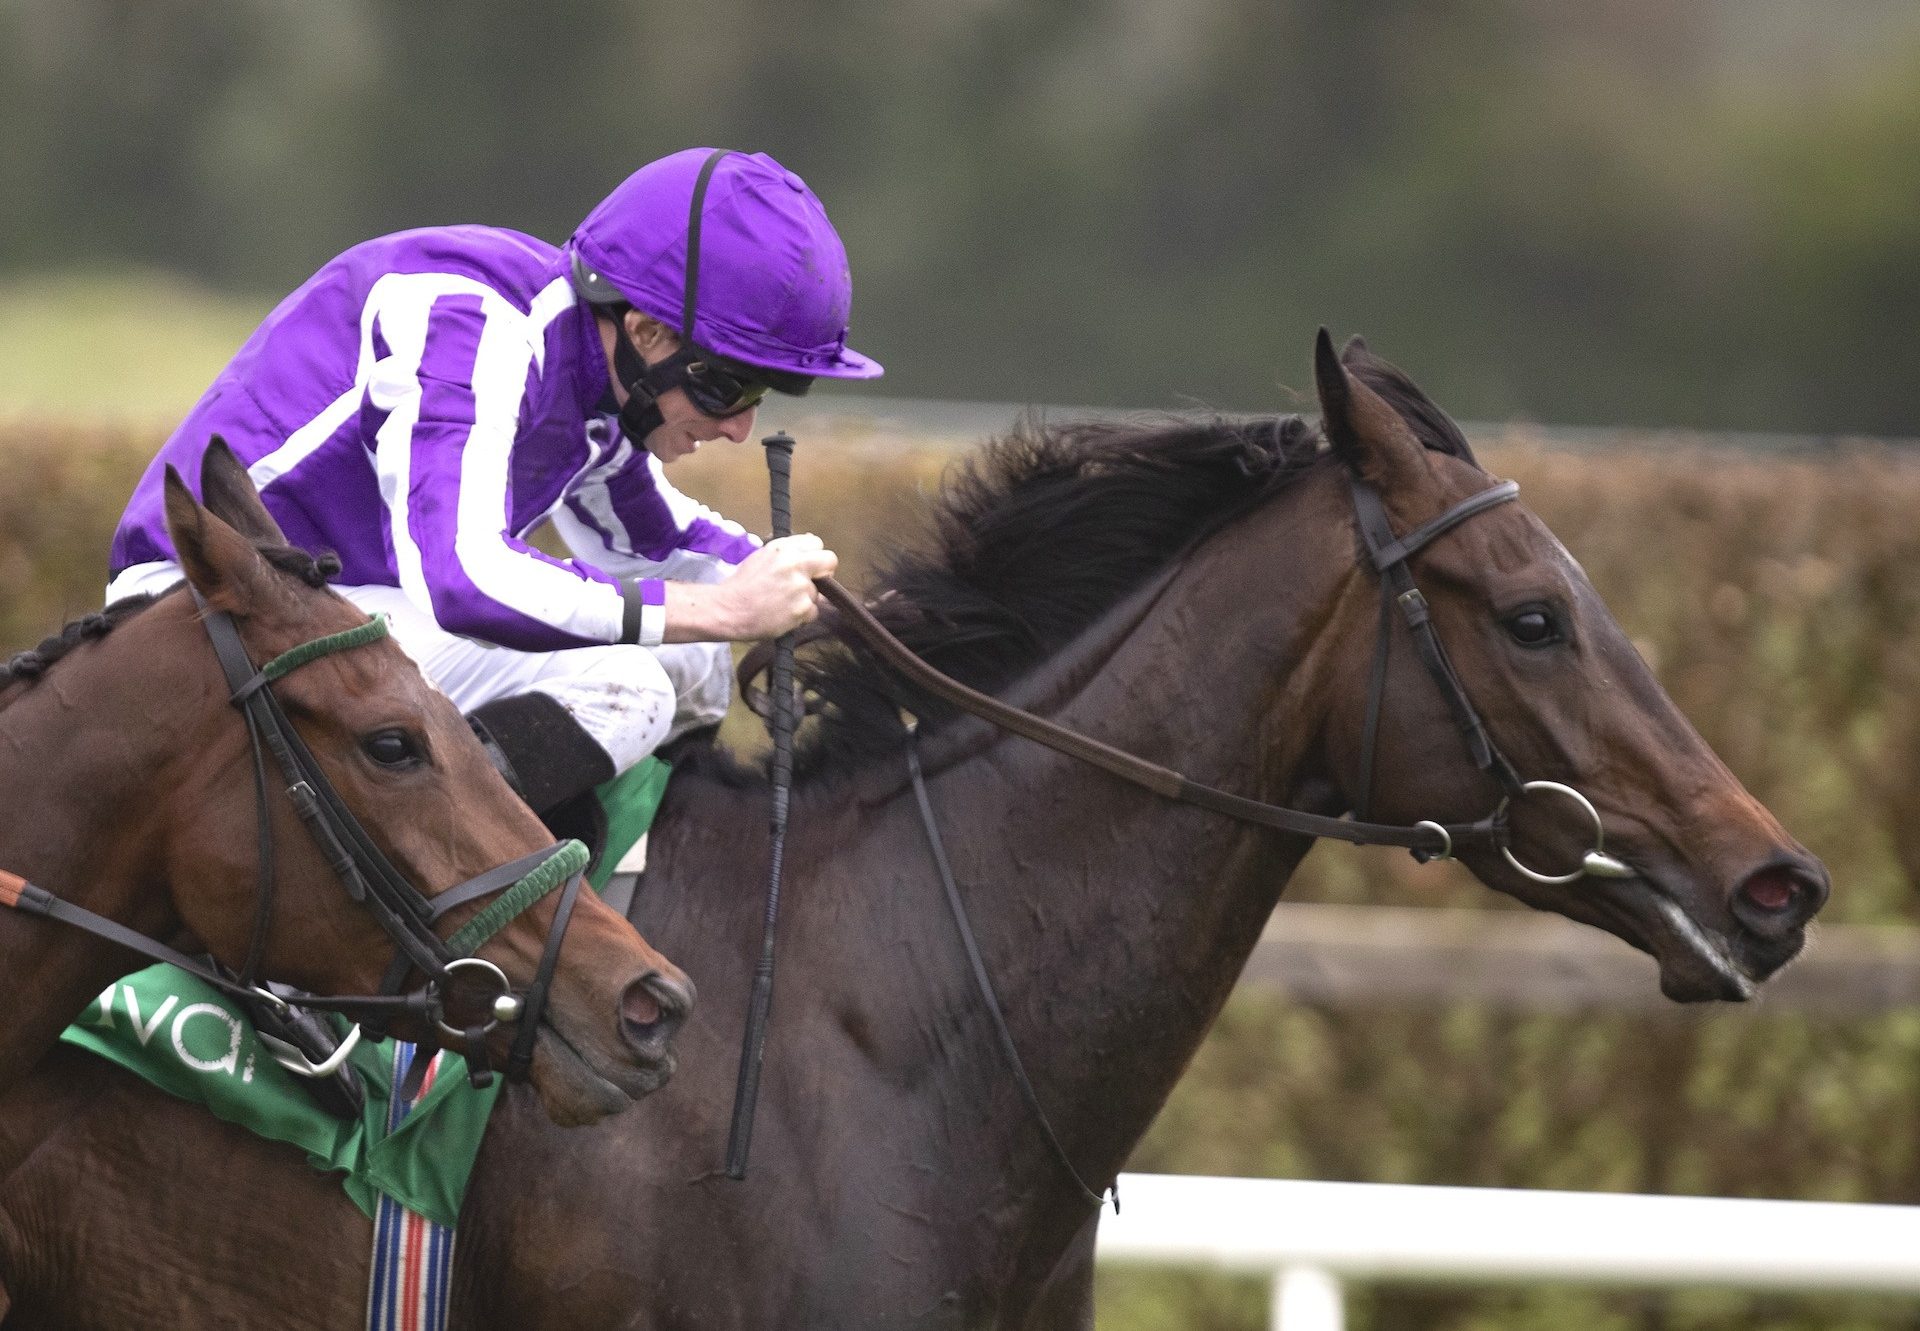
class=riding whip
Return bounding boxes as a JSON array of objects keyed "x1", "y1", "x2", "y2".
[{"x1": 725, "y1": 430, "x2": 798, "y2": 1179}]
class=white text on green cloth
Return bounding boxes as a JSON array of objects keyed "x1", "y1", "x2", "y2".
[{"x1": 77, "y1": 981, "x2": 264, "y2": 1081}]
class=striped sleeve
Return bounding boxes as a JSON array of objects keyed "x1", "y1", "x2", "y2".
[
  {"x1": 550, "y1": 430, "x2": 761, "y2": 646},
  {"x1": 366, "y1": 276, "x2": 628, "y2": 651}
]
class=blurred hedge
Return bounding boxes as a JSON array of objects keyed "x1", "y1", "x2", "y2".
[
  {"x1": 0, "y1": 421, "x2": 157, "y2": 656},
  {"x1": 5, "y1": 419, "x2": 1920, "y2": 1330}
]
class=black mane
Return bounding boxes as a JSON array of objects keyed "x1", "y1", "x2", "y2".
[
  {"x1": 0, "y1": 594, "x2": 162, "y2": 697},
  {"x1": 786, "y1": 412, "x2": 1327, "y2": 775},
  {"x1": 695, "y1": 351, "x2": 1475, "y2": 782}
]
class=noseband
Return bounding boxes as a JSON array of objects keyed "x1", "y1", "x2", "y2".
[{"x1": 0, "y1": 594, "x2": 590, "y2": 1089}]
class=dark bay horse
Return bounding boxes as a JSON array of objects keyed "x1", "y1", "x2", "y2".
[
  {"x1": 0, "y1": 445, "x2": 690, "y2": 1126},
  {"x1": 0, "y1": 336, "x2": 1825, "y2": 1328}
]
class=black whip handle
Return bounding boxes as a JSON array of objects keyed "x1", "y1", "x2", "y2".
[{"x1": 726, "y1": 431, "x2": 798, "y2": 1178}]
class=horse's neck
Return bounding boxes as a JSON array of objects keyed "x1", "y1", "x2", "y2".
[
  {"x1": 0, "y1": 614, "x2": 197, "y2": 1086},
  {"x1": 640, "y1": 476, "x2": 1354, "y2": 1313}
]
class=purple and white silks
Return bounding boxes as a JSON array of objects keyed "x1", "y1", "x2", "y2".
[{"x1": 109, "y1": 225, "x2": 757, "y2": 651}]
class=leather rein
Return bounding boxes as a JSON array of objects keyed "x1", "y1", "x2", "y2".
[
  {"x1": 800, "y1": 477, "x2": 1616, "y2": 864},
  {"x1": 0, "y1": 594, "x2": 590, "y2": 1088}
]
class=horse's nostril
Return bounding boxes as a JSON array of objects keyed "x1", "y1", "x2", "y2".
[
  {"x1": 622, "y1": 984, "x2": 662, "y2": 1030},
  {"x1": 1741, "y1": 869, "x2": 1798, "y2": 913},
  {"x1": 1732, "y1": 860, "x2": 1828, "y2": 936},
  {"x1": 620, "y1": 972, "x2": 693, "y2": 1055}
]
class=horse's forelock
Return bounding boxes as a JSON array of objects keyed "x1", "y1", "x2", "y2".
[{"x1": 259, "y1": 545, "x2": 340, "y2": 589}]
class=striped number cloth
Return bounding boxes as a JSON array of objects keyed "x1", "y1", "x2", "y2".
[{"x1": 367, "y1": 1042, "x2": 456, "y2": 1331}]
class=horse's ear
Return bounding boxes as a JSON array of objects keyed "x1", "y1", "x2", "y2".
[
  {"x1": 198, "y1": 437, "x2": 288, "y2": 548},
  {"x1": 164, "y1": 465, "x2": 272, "y2": 614},
  {"x1": 1313, "y1": 328, "x2": 1429, "y2": 491}
]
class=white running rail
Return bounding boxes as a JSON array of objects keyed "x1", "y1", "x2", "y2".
[{"x1": 1098, "y1": 1173, "x2": 1920, "y2": 1331}]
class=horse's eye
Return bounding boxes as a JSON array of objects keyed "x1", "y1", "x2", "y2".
[
  {"x1": 363, "y1": 729, "x2": 424, "y2": 768},
  {"x1": 1505, "y1": 607, "x2": 1562, "y2": 647}
]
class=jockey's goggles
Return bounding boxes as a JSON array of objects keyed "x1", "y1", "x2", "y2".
[
  {"x1": 675, "y1": 349, "x2": 775, "y2": 418},
  {"x1": 611, "y1": 320, "x2": 811, "y2": 426}
]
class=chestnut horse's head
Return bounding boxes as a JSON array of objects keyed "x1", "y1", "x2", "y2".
[
  {"x1": 145, "y1": 442, "x2": 690, "y2": 1122},
  {"x1": 1308, "y1": 331, "x2": 1827, "y2": 1000}
]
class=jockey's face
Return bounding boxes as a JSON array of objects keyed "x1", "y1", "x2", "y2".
[{"x1": 601, "y1": 311, "x2": 760, "y2": 463}]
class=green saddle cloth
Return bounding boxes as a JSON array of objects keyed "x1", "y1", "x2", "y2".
[
  {"x1": 59, "y1": 756, "x2": 670, "y2": 1228},
  {"x1": 63, "y1": 968, "x2": 499, "y2": 1228},
  {"x1": 590, "y1": 753, "x2": 671, "y2": 891}
]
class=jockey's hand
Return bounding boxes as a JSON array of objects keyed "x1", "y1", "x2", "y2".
[{"x1": 661, "y1": 534, "x2": 838, "y2": 644}]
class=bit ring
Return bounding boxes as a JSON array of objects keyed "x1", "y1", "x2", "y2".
[
  {"x1": 1499, "y1": 780, "x2": 1614, "y2": 885},
  {"x1": 435, "y1": 956, "x2": 515, "y2": 1042},
  {"x1": 1413, "y1": 820, "x2": 1453, "y2": 862}
]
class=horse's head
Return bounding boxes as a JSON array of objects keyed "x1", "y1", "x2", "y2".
[
  {"x1": 148, "y1": 442, "x2": 690, "y2": 1123},
  {"x1": 1306, "y1": 331, "x2": 1827, "y2": 1001}
]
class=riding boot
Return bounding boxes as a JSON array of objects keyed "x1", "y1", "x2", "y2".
[{"x1": 467, "y1": 693, "x2": 617, "y2": 870}]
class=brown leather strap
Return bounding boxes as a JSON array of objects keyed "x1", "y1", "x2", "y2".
[
  {"x1": 812, "y1": 578, "x2": 1494, "y2": 855},
  {"x1": 905, "y1": 744, "x2": 1117, "y2": 1211},
  {"x1": 735, "y1": 615, "x2": 840, "y2": 719},
  {"x1": 0, "y1": 871, "x2": 438, "y2": 1023}
]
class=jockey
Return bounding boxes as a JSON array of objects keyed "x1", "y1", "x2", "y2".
[{"x1": 106, "y1": 147, "x2": 882, "y2": 858}]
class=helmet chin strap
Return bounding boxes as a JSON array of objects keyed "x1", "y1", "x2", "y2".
[
  {"x1": 609, "y1": 316, "x2": 699, "y2": 445},
  {"x1": 609, "y1": 148, "x2": 736, "y2": 447}
]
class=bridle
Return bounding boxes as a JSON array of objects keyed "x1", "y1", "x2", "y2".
[
  {"x1": 760, "y1": 469, "x2": 1637, "y2": 1208},
  {"x1": 1345, "y1": 475, "x2": 1633, "y2": 884},
  {"x1": 0, "y1": 594, "x2": 591, "y2": 1088},
  {"x1": 808, "y1": 474, "x2": 1635, "y2": 882}
]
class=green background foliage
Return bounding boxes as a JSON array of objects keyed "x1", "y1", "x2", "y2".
[{"x1": 3, "y1": 1, "x2": 1919, "y2": 433}]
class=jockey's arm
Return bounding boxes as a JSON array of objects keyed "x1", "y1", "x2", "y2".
[
  {"x1": 550, "y1": 439, "x2": 834, "y2": 646},
  {"x1": 369, "y1": 289, "x2": 833, "y2": 652}
]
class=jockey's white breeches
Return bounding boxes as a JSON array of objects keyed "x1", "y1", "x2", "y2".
[{"x1": 106, "y1": 564, "x2": 730, "y2": 775}]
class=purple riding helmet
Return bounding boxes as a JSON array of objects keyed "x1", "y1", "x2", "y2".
[{"x1": 569, "y1": 148, "x2": 881, "y2": 440}]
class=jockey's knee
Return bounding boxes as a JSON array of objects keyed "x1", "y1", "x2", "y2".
[
  {"x1": 528, "y1": 646, "x2": 678, "y2": 776},
  {"x1": 652, "y1": 640, "x2": 733, "y2": 741}
]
